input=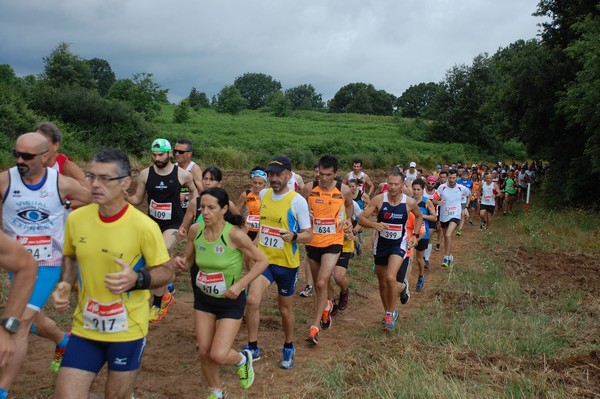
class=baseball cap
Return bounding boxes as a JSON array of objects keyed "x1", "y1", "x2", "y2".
[
  {"x1": 409, "y1": 162, "x2": 416, "y2": 168},
  {"x1": 426, "y1": 175, "x2": 437, "y2": 183},
  {"x1": 151, "y1": 138, "x2": 171, "y2": 153},
  {"x1": 436, "y1": 165, "x2": 441, "y2": 169},
  {"x1": 266, "y1": 156, "x2": 292, "y2": 173},
  {"x1": 472, "y1": 164, "x2": 477, "y2": 168}
]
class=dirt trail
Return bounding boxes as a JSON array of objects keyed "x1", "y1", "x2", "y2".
[{"x1": 11, "y1": 170, "x2": 488, "y2": 398}]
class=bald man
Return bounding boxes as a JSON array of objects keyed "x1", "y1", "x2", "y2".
[{"x1": 0, "y1": 133, "x2": 90, "y2": 394}]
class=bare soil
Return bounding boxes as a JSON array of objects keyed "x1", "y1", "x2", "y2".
[{"x1": 9, "y1": 169, "x2": 600, "y2": 398}]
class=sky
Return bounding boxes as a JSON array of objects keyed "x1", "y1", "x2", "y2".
[{"x1": 0, "y1": 0, "x2": 544, "y2": 103}]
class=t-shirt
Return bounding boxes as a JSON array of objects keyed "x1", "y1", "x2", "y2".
[{"x1": 63, "y1": 204, "x2": 170, "y2": 342}]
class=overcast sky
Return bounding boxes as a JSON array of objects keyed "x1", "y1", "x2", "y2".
[{"x1": 0, "y1": 0, "x2": 544, "y2": 103}]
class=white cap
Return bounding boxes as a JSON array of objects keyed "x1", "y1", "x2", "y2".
[{"x1": 409, "y1": 162, "x2": 416, "y2": 168}]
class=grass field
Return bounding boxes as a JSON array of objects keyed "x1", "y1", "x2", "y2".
[{"x1": 152, "y1": 106, "x2": 485, "y2": 170}]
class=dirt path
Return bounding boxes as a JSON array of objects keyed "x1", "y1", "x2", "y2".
[{"x1": 11, "y1": 170, "x2": 481, "y2": 398}]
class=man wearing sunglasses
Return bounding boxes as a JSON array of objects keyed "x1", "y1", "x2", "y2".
[
  {"x1": 0, "y1": 132, "x2": 91, "y2": 396},
  {"x1": 126, "y1": 138, "x2": 198, "y2": 324},
  {"x1": 174, "y1": 138, "x2": 203, "y2": 210}
]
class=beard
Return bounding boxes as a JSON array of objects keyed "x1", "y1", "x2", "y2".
[
  {"x1": 16, "y1": 163, "x2": 30, "y2": 176},
  {"x1": 154, "y1": 160, "x2": 168, "y2": 169}
]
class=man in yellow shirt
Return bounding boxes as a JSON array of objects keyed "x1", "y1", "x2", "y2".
[{"x1": 52, "y1": 148, "x2": 174, "y2": 399}]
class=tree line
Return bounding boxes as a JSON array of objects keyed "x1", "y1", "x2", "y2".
[{"x1": 1, "y1": 0, "x2": 598, "y2": 207}]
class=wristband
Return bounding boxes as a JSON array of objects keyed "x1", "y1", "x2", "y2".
[
  {"x1": 129, "y1": 268, "x2": 152, "y2": 291},
  {"x1": 413, "y1": 233, "x2": 420, "y2": 239},
  {"x1": 292, "y1": 232, "x2": 298, "y2": 241}
]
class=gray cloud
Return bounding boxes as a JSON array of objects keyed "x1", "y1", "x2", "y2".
[{"x1": 0, "y1": 0, "x2": 543, "y2": 102}]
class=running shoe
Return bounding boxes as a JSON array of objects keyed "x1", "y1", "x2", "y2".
[
  {"x1": 242, "y1": 344, "x2": 261, "y2": 361},
  {"x1": 50, "y1": 333, "x2": 70, "y2": 373},
  {"x1": 442, "y1": 256, "x2": 449, "y2": 268},
  {"x1": 338, "y1": 289, "x2": 349, "y2": 311},
  {"x1": 425, "y1": 259, "x2": 430, "y2": 269},
  {"x1": 435, "y1": 243, "x2": 440, "y2": 252},
  {"x1": 150, "y1": 292, "x2": 175, "y2": 324},
  {"x1": 167, "y1": 282, "x2": 176, "y2": 294},
  {"x1": 456, "y1": 228, "x2": 462, "y2": 236},
  {"x1": 400, "y1": 279, "x2": 410, "y2": 305},
  {"x1": 206, "y1": 392, "x2": 224, "y2": 399},
  {"x1": 331, "y1": 299, "x2": 339, "y2": 316},
  {"x1": 416, "y1": 275, "x2": 425, "y2": 292},
  {"x1": 392, "y1": 310, "x2": 399, "y2": 322},
  {"x1": 298, "y1": 284, "x2": 314, "y2": 297},
  {"x1": 237, "y1": 350, "x2": 255, "y2": 389},
  {"x1": 320, "y1": 300, "x2": 333, "y2": 330},
  {"x1": 149, "y1": 306, "x2": 161, "y2": 324},
  {"x1": 280, "y1": 344, "x2": 295, "y2": 369},
  {"x1": 305, "y1": 325, "x2": 319, "y2": 345},
  {"x1": 383, "y1": 313, "x2": 395, "y2": 331}
]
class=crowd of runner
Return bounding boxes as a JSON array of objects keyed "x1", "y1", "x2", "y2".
[{"x1": 0, "y1": 125, "x2": 546, "y2": 398}]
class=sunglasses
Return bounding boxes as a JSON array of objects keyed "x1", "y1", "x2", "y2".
[
  {"x1": 85, "y1": 172, "x2": 128, "y2": 184},
  {"x1": 12, "y1": 148, "x2": 48, "y2": 161},
  {"x1": 174, "y1": 150, "x2": 191, "y2": 155}
]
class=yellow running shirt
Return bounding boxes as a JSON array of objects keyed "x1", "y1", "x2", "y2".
[{"x1": 63, "y1": 204, "x2": 170, "y2": 342}]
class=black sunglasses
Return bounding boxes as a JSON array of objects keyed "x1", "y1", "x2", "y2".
[
  {"x1": 12, "y1": 148, "x2": 48, "y2": 161},
  {"x1": 174, "y1": 150, "x2": 191, "y2": 155}
]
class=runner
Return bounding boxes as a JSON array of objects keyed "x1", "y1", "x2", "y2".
[
  {"x1": 51, "y1": 148, "x2": 174, "y2": 399},
  {"x1": 298, "y1": 164, "x2": 319, "y2": 298},
  {"x1": 434, "y1": 170, "x2": 448, "y2": 252},
  {"x1": 502, "y1": 169, "x2": 517, "y2": 215},
  {"x1": 174, "y1": 187, "x2": 269, "y2": 398},
  {"x1": 302, "y1": 155, "x2": 354, "y2": 344},
  {"x1": 174, "y1": 138, "x2": 203, "y2": 210},
  {"x1": 126, "y1": 138, "x2": 198, "y2": 324},
  {"x1": 358, "y1": 170, "x2": 422, "y2": 331},
  {"x1": 235, "y1": 167, "x2": 268, "y2": 241},
  {"x1": 243, "y1": 156, "x2": 312, "y2": 368},
  {"x1": 343, "y1": 159, "x2": 374, "y2": 196},
  {"x1": 0, "y1": 231, "x2": 38, "y2": 399},
  {"x1": 422, "y1": 175, "x2": 439, "y2": 268},
  {"x1": 436, "y1": 169, "x2": 470, "y2": 268},
  {"x1": 479, "y1": 173, "x2": 502, "y2": 229},
  {"x1": 456, "y1": 170, "x2": 473, "y2": 236},
  {"x1": 468, "y1": 171, "x2": 480, "y2": 224},
  {"x1": 517, "y1": 167, "x2": 529, "y2": 203},
  {"x1": 348, "y1": 178, "x2": 369, "y2": 255},
  {"x1": 405, "y1": 162, "x2": 418, "y2": 183},
  {"x1": 412, "y1": 179, "x2": 436, "y2": 291},
  {"x1": 0, "y1": 132, "x2": 91, "y2": 392}
]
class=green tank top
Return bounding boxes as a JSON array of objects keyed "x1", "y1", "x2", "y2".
[
  {"x1": 505, "y1": 178, "x2": 516, "y2": 195},
  {"x1": 194, "y1": 222, "x2": 243, "y2": 298}
]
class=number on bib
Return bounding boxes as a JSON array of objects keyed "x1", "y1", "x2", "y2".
[{"x1": 83, "y1": 298, "x2": 128, "y2": 333}]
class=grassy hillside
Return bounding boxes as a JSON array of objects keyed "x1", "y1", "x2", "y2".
[{"x1": 152, "y1": 105, "x2": 484, "y2": 170}]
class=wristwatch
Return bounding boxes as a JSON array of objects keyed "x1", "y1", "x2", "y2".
[
  {"x1": 1, "y1": 317, "x2": 21, "y2": 334},
  {"x1": 413, "y1": 233, "x2": 420, "y2": 239}
]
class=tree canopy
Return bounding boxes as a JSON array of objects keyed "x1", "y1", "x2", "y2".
[{"x1": 233, "y1": 72, "x2": 281, "y2": 110}]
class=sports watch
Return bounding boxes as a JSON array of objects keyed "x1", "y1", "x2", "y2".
[{"x1": 1, "y1": 317, "x2": 21, "y2": 334}]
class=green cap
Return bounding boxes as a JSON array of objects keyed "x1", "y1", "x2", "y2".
[{"x1": 151, "y1": 138, "x2": 171, "y2": 153}]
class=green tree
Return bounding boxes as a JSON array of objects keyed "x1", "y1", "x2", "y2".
[
  {"x1": 0, "y1": 65, "x2": 38, "y2": 141},
  {"x1": 108, "y1": 73, "x2": 168, "y2": 120},
  {"x1": 233, "y1": 72, "x2": 281, "y2": 110},
  {"x1": 285, "y1": 84, "x2": 324, "y2": 111},
  {"x1": 87, "y1": 58, "x2": 116, "y2": 96},
  {"x1": 268, "y1": 90, "x2": 292, "y2": 117},
  {"x1": 396, "y1": 82, "x2": 440, "y2": 118},
  {"x1": 187, "y1": 87, "x2": 210, "y2": 110},
  {"x1": 328, "y1": 83, "x2": 395, "y2": 115},
  {"x1": 173, "y1": 99, "x2": 191, "y2": 123},
  {"x1": 215, "y1": 85, "x2": 247, "y2": 115},
  {"x1": 41, "y1": 42, "x2": 95, "y2": 89}
]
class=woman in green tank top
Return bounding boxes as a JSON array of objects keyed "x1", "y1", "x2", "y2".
[{"x1": 174, "y1": 187, "x2": 268, "y2": 398}]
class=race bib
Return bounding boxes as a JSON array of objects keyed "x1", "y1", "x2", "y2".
[
  {"x1": 149, "y1": 199, "x2": 172, "y2": 220},
  {"x1": 196, "y1": 271, "x2": 227, "y2": 296},
  {"x1": 259, "y1": 226, "x2": 284, "y2": 249},
  {"x1": 484, "y1": 195, "x2": 493, "y2": 201},
  {"x1": 246, "y1": 214, "x2": 260, "y2": 231},
  {"x1": 83, "y1": 298, "x2": 128, "y2": 333},
  {"x1": 380, "y1": 224, "x2": 403, "y2": 240},
  {"x1": 445, "y1": 206, "x2": 457, "y2": 216},
  {"x1": 16, "y1": 235, "x2": 52, "y2": 261},
  {"x1": 180, "y1": 192, "x2": 190, "y2": 209},
  {"x1": 313, "y1": 218, "x2": 336, "y2": 235}
]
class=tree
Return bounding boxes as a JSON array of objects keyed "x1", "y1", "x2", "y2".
[
  {"x1": 233, "y1": 72, "x2": 281, "y2": 110},
  {"x1": 328, "y1": 83, "x2": 395, "y2": 115},
  {"x1": 396, "y1": 82, "x2": 440, "y2": 118},
  {"x1": 173, "y1": 99, "x2": 191, "y2": 123},
  {"x1": 285, "y1": 84, "x2": 324, "y2": 111},
  {"x1": 41, "y1": 42, "x2": 95, "y2": 89},
  {"x1": 268, "y1": 90, "x2": 292, "y2": 117},
  {"x1": 87, "y1": 58, "x2": 116, "y2": 96},
  {"x1": 187, "y1": 87, "x2": 210, "y2": 110},
  {"x1": 108, "y1": 73, "x2": 168, "y2": 120},
  {"x1": 215, "y1": 85, "x2": 247, "y2": 115}
]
